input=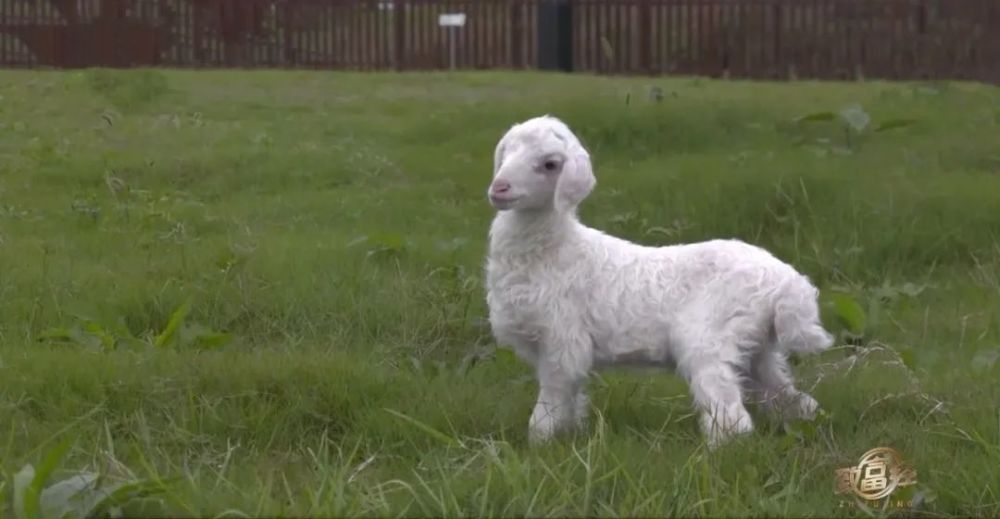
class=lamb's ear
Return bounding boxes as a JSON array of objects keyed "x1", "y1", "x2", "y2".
[{"x1": 554, "y1": 145, "x2": 596, "y2": 213}]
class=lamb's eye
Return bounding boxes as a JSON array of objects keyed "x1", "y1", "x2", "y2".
[{"x1": 543, "y1": 160, "x2": 559, "y2": 171}]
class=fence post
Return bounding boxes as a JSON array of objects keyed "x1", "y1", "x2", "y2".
[
  {"x1": 193, "y1": 1, "x2": 204, "y2": 65},
  {"x1": 537, "y1": 0, "x2": 573, "y2": 72},
  {"x1": 640, "y1": 2, "x2": 652, "y2": 74},
  {"x1": 772, "y1": 0, "x2": 782, "y2": 79},
  {"x1": 394, "y1": 0, "x2": 405, "y2": 70},
  {"x1": 106, "y1": 0, "x2": 124, "y2": 67},
  {"x1": 282, "y1": 1, "x2": 293, "y2": 65},
  {"x1": 510, "y1": 2, "x2": 521, "y2": 68}
]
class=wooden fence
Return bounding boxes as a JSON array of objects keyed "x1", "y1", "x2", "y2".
[{"x1": 1, "y1": 0, "x2": 998, "y2": 83}]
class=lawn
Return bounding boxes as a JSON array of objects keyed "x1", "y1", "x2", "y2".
[{"x1": 0, "y1": 68, "x2": 998, "y2": 517}]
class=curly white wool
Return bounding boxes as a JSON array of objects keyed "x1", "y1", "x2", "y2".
[{"x1": 484, "y1": 115, "x2": 835, "y2": 447}]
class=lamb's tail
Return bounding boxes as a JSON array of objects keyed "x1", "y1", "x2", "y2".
[{"x1": 773, "y1": 275, "x2": 835, "y2": 355}]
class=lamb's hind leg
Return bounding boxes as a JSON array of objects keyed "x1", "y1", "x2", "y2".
[
  {"x1": 747, "y1": 349, "x2": 819, "y2": 421},
  {"x1": 676, "y1": 345, "x2": 754, "y2": 448}
]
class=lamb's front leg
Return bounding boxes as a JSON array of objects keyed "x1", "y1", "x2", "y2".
[{"x1": 528, "y1": 335, "x2": 592, "y2": 444}]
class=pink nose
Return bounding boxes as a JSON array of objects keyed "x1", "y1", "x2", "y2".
[{"x1": 491, "y1": 180, "x2": 511, "y2": 194}]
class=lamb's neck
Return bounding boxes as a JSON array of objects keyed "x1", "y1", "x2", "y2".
[{"x1": 488, "y1": 209, "x2": 579, "y2": 260}]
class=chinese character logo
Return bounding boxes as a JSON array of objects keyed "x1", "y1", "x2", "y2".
[{"x1": 835, "y1": 447, "x2": 918, "y2": 503}]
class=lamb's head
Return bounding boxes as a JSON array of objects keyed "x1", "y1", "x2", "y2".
[{"x1": 487, "y1": 115, "x2": 595, "y2": 214}]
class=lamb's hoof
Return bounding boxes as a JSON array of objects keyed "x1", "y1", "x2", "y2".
[
  {"x1": 528, "y1": 427, "x2": 554, "y2": 445},
  {"x1": 528, "y1": 416, "x2": 558, "y2": 445},
  {"x1": 706, "y1": 426, "x2": 754, "y2": 450},
  {"x1": 793, "y1": 393, "x2": 820, "y2": 421},
  {"x1": 703, "y1": 409, "x2": 754, "y2": 450},
  {"x1": 762, "y1": 392, "x2": 820, "y2": 422}
]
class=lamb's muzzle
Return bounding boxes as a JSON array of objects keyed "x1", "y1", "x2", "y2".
[{"x1": 487, "y1": 179, "x2": 517, "y2": 209}]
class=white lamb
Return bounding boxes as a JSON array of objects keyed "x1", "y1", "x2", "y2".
[{"x1": 484, "y1": 115, "x2": 835, "y2": 448}]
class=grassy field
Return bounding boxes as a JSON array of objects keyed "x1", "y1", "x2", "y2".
[{"x1": 0, "y1": 68, "x2": 998, "y2": 517}]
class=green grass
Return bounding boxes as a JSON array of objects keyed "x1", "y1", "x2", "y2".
[{"x1": 1, "y1": 68, "x2": 999, "y2": 517}]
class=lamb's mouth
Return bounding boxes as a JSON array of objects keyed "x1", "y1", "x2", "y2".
[{"x1": 489, "y1": 194, "x2": 521, "y2": 209}]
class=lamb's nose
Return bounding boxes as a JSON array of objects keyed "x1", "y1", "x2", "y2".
[{"x1": 491, "y1": 180, "x2": 511, "y2": 194}]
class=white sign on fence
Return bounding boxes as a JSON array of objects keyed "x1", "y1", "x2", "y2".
[
  {"x1": 438, "y1": 13, "x2": 467, "y2": 27},
  {"x1": 438, "y1": 13, "x2": 467, "y2": 70}
]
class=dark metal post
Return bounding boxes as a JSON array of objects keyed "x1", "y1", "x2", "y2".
[{"x1": 537, "y1": 0, "x2": 573, "y2": 72}]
